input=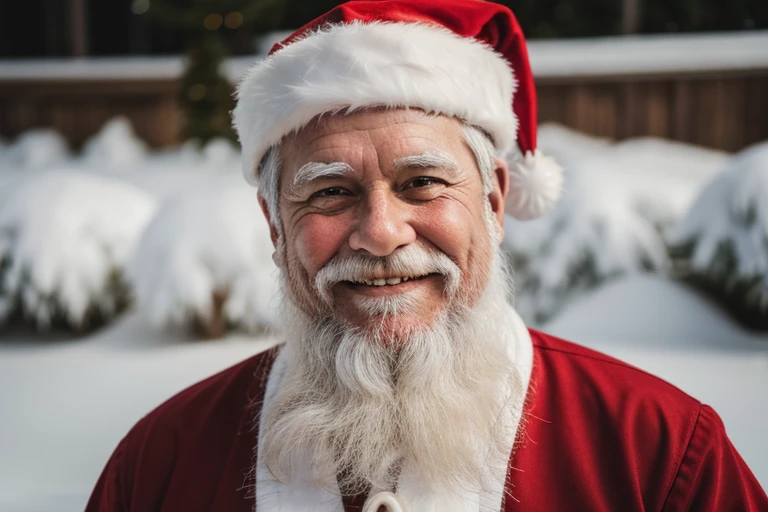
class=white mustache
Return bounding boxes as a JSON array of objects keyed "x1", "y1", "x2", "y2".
[{"x1": 314, "y1": 244, "x2": 461, "y2": 305}]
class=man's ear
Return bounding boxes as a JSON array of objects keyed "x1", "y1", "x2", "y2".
[
  {"x1": 488, "y1": 157, "x2": 510, "y2": 241},
  {"x1": 258, "y1": 196, "x2": 280, "y2": 249}
]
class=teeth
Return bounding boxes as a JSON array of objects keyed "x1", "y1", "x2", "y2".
[
  {"x1": 351, "y1": 275, "x2": 429, "y2": 286},
  {"x1": 353, "y1": 277, "x2": 415, "y2": 286}
]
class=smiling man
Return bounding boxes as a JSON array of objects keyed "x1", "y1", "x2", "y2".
[{"x1": 87, "y1": 1, "x2": 767, "y2": 511}]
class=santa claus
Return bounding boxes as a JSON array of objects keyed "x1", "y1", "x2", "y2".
[{"x1": 87, "y1": 1, "x2": 767, "y2": 511}]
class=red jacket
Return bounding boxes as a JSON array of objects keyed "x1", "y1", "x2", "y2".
[{"x1": 87, "y1": 331, "x2": 767, "y2": 511}]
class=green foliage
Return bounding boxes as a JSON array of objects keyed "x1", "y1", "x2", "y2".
[
  {"x1": 145, "y1": 0, "x2": 284, "y2": 143},
  {"x1": 147, "y1": 0, "x2": 284, "y2": 33},
  {"x1": 180, "y1": 34, "x2": 236, "y2": 144},
  {"x1": 670, "y1": 239, "x2": 768, "y2": 331}
]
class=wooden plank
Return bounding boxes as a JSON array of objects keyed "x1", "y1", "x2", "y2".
[
  {"x1": 720, "y1": 79, "x2": 745, "y2": 152},
  {"x1": 0, "y1": 73, "x2": 765, "y2": 151},
  {"x1": 673, "y1": 80, "x2": 691, "y2": 144},
  {"x1": 744, "y1": 76, "x2": 768, "y2": 148},
  {"x1": 645, "y1": 81, "x2": 671, "y2": 139}
]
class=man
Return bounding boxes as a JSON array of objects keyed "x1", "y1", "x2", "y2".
[{"x1": 87, "y1": 1, "x2": 767, "y2": 511}]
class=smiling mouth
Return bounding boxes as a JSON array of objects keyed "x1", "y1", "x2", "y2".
[{"x1": 345, "y1": 274, "x2": 434, "y2": 287}]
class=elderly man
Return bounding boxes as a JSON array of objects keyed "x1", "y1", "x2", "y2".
[{"x1": 87, "y1": 1, "x2": 767, "y2": 511}]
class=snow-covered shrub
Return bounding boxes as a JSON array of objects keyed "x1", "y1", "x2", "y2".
[
  {"x1": 668, "y1": 142, "x2": 768, "y2": 329},
  {"x1": 538, "y1": 123, "x2": 612, "y2": 163},
  {"x1": 128, "y1": 182, "x2": 278, "y2": 338},
  {"x1": 538, "y1": 125, "x2": 729, "y2": 227},
  {"x1": 0, "y1": 171, "x2": 157, "y2": 331},
  {"x1": 201, "y1": 137, "x2": 240, "y2": 167},
  {"x1": 82, "y1": 117, "x2": 147, "y2": 168},
  {"x1": 0, "y1": 128, "x2": 70, "y2": 170},
  {"x1": 505, "y1": 128, "x2": 730, "y2": 325},
  {"x1": 609, "y1": 138, "x2": 730, "y2": 228},
  {"x1": 503, "y1": 158, "x2": 670, "y2": 324}
]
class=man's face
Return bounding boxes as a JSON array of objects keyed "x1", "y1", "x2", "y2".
[{"x1": 267, "y1": 108, "x2": 507, "y2": 338}]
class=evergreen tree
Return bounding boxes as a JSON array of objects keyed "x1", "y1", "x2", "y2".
[{"x1": 143, "y1": 0, "x2": 283, "y2": 144}]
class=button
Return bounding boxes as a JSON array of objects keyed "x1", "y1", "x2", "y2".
[{"x1": 362, "y1": 491, "x2": 406, "y2": 512}]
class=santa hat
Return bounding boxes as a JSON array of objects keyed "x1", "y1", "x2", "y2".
[{"x1": 233, "y1": 0, "x2": 563, "y2": 220}]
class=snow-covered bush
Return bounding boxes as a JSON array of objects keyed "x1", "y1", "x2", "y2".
[
  {"x1": 0, "y1": 128, "x2": 70, "y2": 170},
  {"x1": 609, "y1": 137, "x2": 730, "y2": 228},
  {"x1": 201, "y1": 137, "x2": 241, "y2": 166},
  {"x1": 503, "y1": 159, "x2": 669, "y2": 324},
  {"x1": 82, "y1": 117, "x2": 147, "y2": 168},
  {"x1": 504, "y1": 126, "x2": 730, "y2": 325},
  {"x1": 668, "y1": 142, "x2": 768, "y2": 329},
  {"x1": 0, "y1": 171, "x2": 157, "y2": 331},
  {"x1": 538, "y1": 123, "x2": 612, "y2": 163},
  {"x1": 128, "y1": 182, "x2": 278, "y2": 338}
]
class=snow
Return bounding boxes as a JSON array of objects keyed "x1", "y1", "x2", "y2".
[
  {"x1": 82, "y1": 117, "x2": 147, "y2": 168},
  {"x1": 128, "y1": 181, "x2": 279, "y2": 333},
  {"x1": 1, "y1": 117, "x2": 274, "y2": 333},
  {"x1": 0, "y1": 171, "x2": 157, "y2": 329},
  {"x1": 0, "y1": 314, "x2": 279, "y2": 512},
  {"x1": 0, "y1": 56, "x2": 185, "y2": 81},
  {"x1": 668, "y1": 142, "x2": 768, "y2": 312},
  {"x1": 2, "y1": 30, "x2": 766, "y2": 82},
  {"x1": 0, "y1": 128, "x2": 70, "y2": 171},
  {"x1": 545, "y1": 274, "x2": 768, "y2": 349},
  {"x1": 506, "y1": 125, "x2": 729, "y2": 323},
  {"x1": 528, "y1": 30, "x2": 768, "y2": 77}
]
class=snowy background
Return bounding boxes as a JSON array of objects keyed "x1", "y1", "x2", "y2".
[{"x1": 1, "y1": 117, "x2": 767, "y2": 511}]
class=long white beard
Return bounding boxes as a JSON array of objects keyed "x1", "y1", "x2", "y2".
[{"x1": 261, "y1": 246, "x2": 522, "y2": 497}]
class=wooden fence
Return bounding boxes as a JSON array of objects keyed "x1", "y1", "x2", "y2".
[
  {"x1": 537, "y1": 70, "x2": 768, "y2": 152},
  {"x1": 1, "y1": 32, "x2": 767, "y2": 152},
  {"x1": 0, "y1": 78, "x2": 182, "y2": 149}
]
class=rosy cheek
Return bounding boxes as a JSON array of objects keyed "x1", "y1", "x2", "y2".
[
  {"x1": 293, "y1": 215, "x2": 350, "y2": 274},
  {"x1": 414, "y1": 202, "x2": 475, "y2": 258}
]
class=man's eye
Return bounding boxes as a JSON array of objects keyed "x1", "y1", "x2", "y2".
[
  {"x1": 405, "y1": 177, "x2": 441, "y2": 189},
  {"x1": 312, "y1": 187, "x2": 349, "y2": 198}
]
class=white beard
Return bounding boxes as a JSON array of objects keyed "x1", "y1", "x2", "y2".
[{"x1": 261, "y1": 245, "x2": 523, "y2": 498}]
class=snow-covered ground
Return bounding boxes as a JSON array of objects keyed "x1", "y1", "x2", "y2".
[
  {"x1": 0, "y1": 318, "x2": 279, "y2": 512},
  {"x1": 1, "y1": 118, "x2": 767, "y2": 510}
]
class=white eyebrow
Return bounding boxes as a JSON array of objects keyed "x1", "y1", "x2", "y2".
[
  {"x1": 393, "y1": 150, "x2": 460, "y2": 173},
  {"x1": 292, "y1": 161, "x2": 355, "y2": 186}
]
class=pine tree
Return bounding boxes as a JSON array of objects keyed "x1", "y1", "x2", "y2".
[{"x1": 142, "y1": 0, "x2": 283, "y2": 144}]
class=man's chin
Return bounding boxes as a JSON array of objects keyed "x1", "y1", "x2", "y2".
[{"x1": 340, "y1": 309, "x2": 442, "y2": 347}]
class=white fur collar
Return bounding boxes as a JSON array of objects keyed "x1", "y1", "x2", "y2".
[{"x1": 254, "y1": 305, "x2": 533, "y2": 512}]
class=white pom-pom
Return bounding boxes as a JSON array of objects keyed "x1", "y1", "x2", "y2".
[{"x1": 506, "y1": 149, "x2": 564, "y2": 220}]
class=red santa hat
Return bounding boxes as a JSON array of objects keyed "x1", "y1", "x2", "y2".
[{"x1": 233, "y1": 0, "x2": 563, "y2": 220}]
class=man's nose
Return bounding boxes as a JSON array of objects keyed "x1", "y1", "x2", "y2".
[{"x1": 348, "y1": 188, "x2": 416, "y2": 256}]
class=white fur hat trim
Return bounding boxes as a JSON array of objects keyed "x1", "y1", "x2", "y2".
[{"x1": 234, "y1": 21, "x2": 517, "y2": 185}]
